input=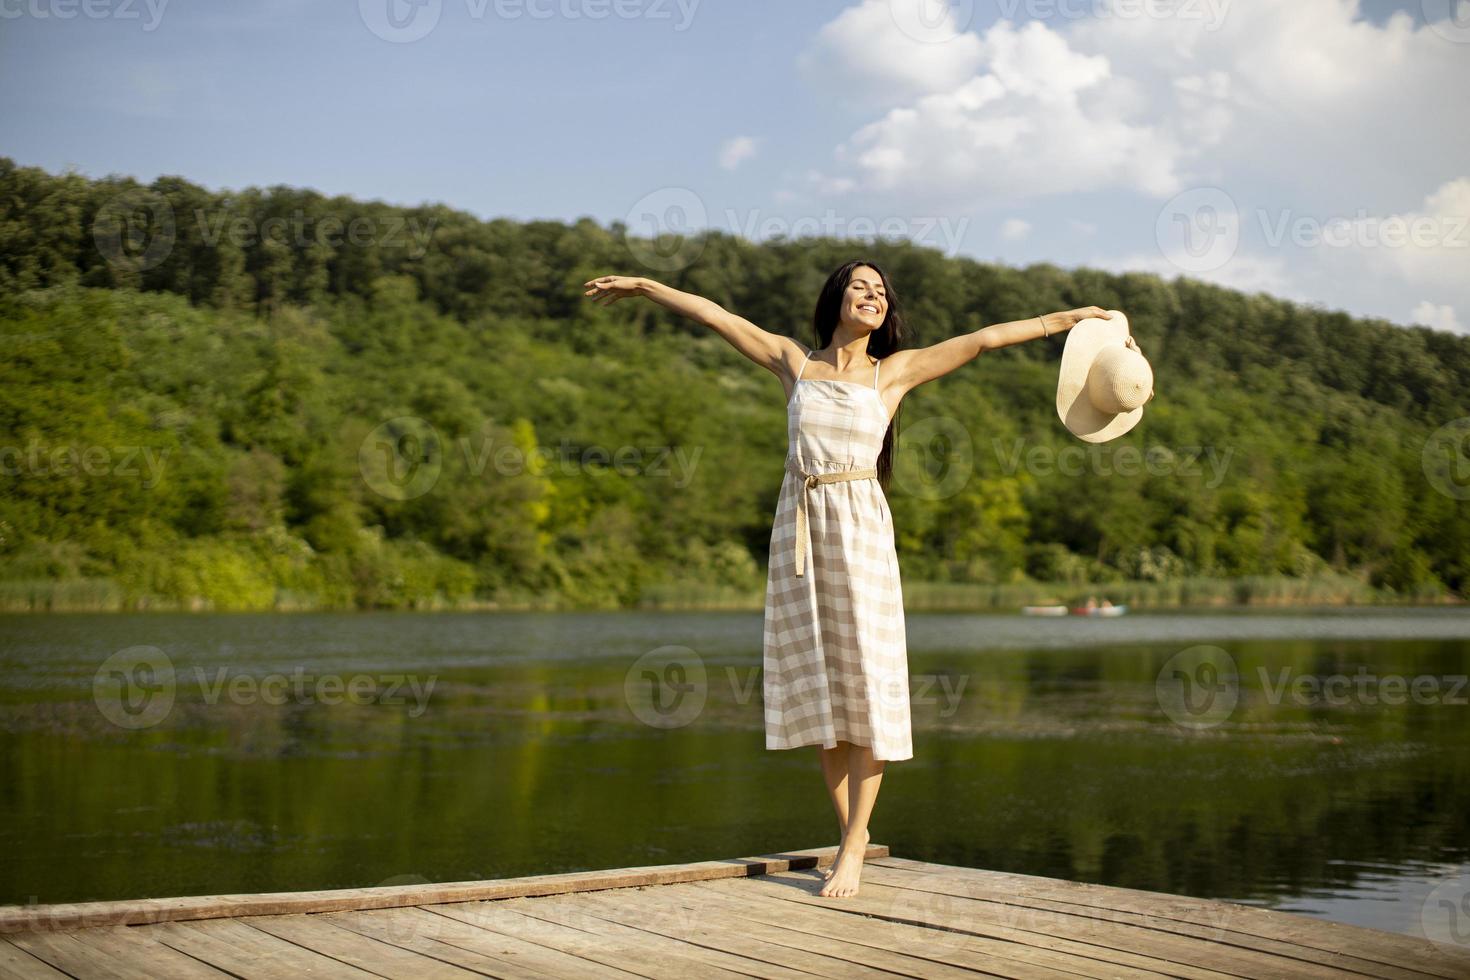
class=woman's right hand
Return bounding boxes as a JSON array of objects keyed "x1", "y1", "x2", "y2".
[{"x1": 583, "y1": 275, "x2": 650, "y2": 305}]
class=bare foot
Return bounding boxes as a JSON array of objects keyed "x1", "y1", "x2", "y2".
[
  {"x1": 818, "y1": 837, "x2": 866, "y2": 898},
  {"x1": 822, "y1": 827, "x2": 869, "y2": 880}
]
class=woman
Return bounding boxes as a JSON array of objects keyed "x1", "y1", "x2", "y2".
[{"x1": 584, "y1": 260, "x2": 1111, "y2": 898}]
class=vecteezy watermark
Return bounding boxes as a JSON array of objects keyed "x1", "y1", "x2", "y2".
[
  {"x1": 1158, "y1": 186, "x2": 1469, "y2": 274},
  {"x1": 622, "y1": 187, "x2": 973, "y2": 274},
  {"x1": 0, "y1": 0, "x2": 169, "y2": 30},
  {"x1": 894, "y1": 415, "x2": 975, "y2": 502},
  {"x1": 1256, "y1": 208, "x2": 1469, "y2": 251},
  {"x1": 360, "y1": 416, "x2": 445, "y2": 502},
  {"x1": 194, "y1": 209, "x2": 438, "y2": 258},
  {"x1": 0, "y1": 442, "x2": 171, "y2": 488},
  {"x1": 1156, "y1": 187, "x2": 1240, "y2": 274},
  {"x1": 1422, "y1": 872, "x2": 1470, "y2": 950},
  {"x1": 623, "y1": 645, "x2": 968, "y2": 730},
  {"x1": 1422, "y1": 0, "x2": 1470, "y2": 44},
  {"x1": 93, "y1": 646, "x2": 176, "y2": 730},
  {"x1": 93, "y1": 192, "x2": 440, "y2": 276},
  {"x1": 721, "y1": 208, "x2": 971, "y2": 258},
  {"x1": 1259, "y1": 667, "x2": 1468, "y2": 707},
  {"x1": 359, "y1": 415, "x2": 705, "y2": 501},
  {"x1": 358, "y1": 0, "x2": 700, "y2": 43},
  {"x1": 1422, "y1": 417, "x2": 1470, "y2": 501},
  {"x1": 1156, "y1": 645, "x2": 1240, "y2": 730},
  {"x1": 888, "y1": 0, "x2": 1230, "y2": 44},
  {"x1": 93, "y1": 188, "x2": 176, "y2": 275},
  {"x1": 990, "y1": 0, "x2": 1229, "y2": 29},
  {"x1": 366, "y1": 873, "x2": 446, "y2": 945},
  {"x1": 875, "y1": 877, "x2": 980, "y2": 952},
  {"x1": 887, "y1": 0, "x2": 975, "y2": 43},
  {"x1": 625, "y1": 645, "x2": 708, "y2": 729},
  {"x1": 92, "y1": 646, "x2": 439, "y2": 729},
  {"x1": 992, "y1": 439, "x2": 1235, "y2": 489},
  {"x1": 624, "y1": 187, "x2": 708, "y2": 273}
]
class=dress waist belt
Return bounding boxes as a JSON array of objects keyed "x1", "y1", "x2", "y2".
[{"x1": 786, "y1": 457, "x2": 879, "y2": 578}]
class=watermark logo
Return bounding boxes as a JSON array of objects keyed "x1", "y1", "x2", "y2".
[
  {"x1": 93, "y1": 189, "x2": 176, "y2": 275},
  {"x1": 360, "y1": 0, "x2": 442, "y2": 42},
  {"x1": 1423, "y1": 0, "x2": 1470, "y2": 44},
  {"x1": 894, "y1": 415, "x2": 974, "y2": 501},
  {"x1": 988, "y1": 0, "x2": 1230, "y2": 30},
  {"x1": 359, "y1": 416, "x2": 445, "y2": 501},
  {"x1": 992, "y1": 439, "x2": 1235, "y2": 488},
  {"x1": 94, "y1": 645, "x2": 176, "y2": 730},
  {"x1": 1258, "y1": 666, "x2": 1466, "y2": 707},
  {"x1": 1421, "y1": 873, "x2": 1470, "y2": 950},
  {"x1": 1156, "y1": 645, "x2": 1239, "y2": 730},
  {"x1": 1156, "y1": 187, "x2": 1239, "y2": 274},
  {"x1": 625, "y1": 187, "x2": 708, "y2": 273},
  {"x1": 624, "y1": 645, "x2": 707, "y2": 728},
  {"x1": 0, "y1": 0, "x2": 170, "y2": 31},
  {"x1": 1422, "y1": 417, "x2": 1470, "y2": 500},
  {"x1": 888, "y1": 0, "x2": 975, "y2": 44},
  {"x1": 724, "y1": 208, "x2": 970, "y2": 258},
  {"x1": 876, "y1": 879, "x2": 978, "y2": 953},
  {"x1": 0, "y1": 442, "x2": 171, "y2": 488}
]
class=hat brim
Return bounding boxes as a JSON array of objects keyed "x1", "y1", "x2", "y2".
[{"x1": 1056, "y1": 310, "x2": 1144, "y2": 444}]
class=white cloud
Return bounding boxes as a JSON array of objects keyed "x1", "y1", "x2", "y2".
[
  {"x1": 824, "y1": 19, "x2": 1187, "y2": 202},
  {"x1": 719, "y1": 136, "x2": 759, "y2": 171},
  {"x1": 1410, "y1": 301, "x2": 1464, "y2": 334},
  {"x1": 1082, "y1": 249, "x2": 1298, "y2": 301},
  {"x1": 797, "y1": 0, "x2": 985, "y2": 105},
  {"x1": 803, "y1": 1, "x2": 1469, "y2": 206},
  {"x1": 795, "y1": 0, "x2": 1470, "y2": 331},
  {"x1": 1001, "y1": 218, "x2": 1031, "y2": 241}
]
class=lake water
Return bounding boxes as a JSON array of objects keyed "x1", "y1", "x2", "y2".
[{"x1": 1, "y1": 609, "x2": 1468, "y2": 947}]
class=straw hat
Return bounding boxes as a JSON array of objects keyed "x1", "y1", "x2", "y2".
[{"x1": 1056, "y1": 310, "x2": 1154, "y2": 443}]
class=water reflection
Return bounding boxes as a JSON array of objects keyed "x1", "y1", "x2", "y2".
[{"x1": 0, "y1": 610, "x2": 1467, "y2": 945}]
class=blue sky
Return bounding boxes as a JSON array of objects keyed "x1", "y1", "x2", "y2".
[{"x1": 2, "y1": 0, "x2": 1466, "y2": 333}]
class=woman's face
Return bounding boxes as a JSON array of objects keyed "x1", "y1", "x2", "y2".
[{"x1": 841, "y1": 265, "x2": 887, "y2": 333}]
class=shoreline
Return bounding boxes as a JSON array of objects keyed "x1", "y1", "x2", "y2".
[{"x1": 0, "y1": 582, "x2": 1463, "y2": 615}]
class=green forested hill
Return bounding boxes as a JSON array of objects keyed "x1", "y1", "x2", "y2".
[{"x1": 2, "y1": 159, "x2": 1467, "y2": 610}]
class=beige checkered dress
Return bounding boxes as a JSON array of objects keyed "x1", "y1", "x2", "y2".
[{"x1": 762, "y1": 348, "x2": 912, "y2": 762}]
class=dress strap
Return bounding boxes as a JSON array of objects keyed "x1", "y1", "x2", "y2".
[
  {"x1": 795, "y1": 347, "x2": 812, "y2": 381},
  {"x1": 873, "y1": 357, "x2": 880, "y2": 389}
]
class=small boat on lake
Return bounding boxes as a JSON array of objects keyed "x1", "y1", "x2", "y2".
[
  {"x1": 1069, "y1": 604, "x2": 1128, "y2": 617},
  {"x1": 1022, "y1": 603, "x2": 1129, "y2": 617}
]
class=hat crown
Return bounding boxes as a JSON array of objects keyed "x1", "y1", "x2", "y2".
[{"x1": 1086, "y1": 345, "x2": 1153, "y2": 414}]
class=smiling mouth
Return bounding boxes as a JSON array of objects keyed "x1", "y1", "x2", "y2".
[{"x1": 857, "y1": 304, "x2": 880, "y2": 314}]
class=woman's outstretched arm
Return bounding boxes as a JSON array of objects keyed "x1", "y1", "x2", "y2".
[
  {"x1": 583, "y1": 275, "x2": 800, "y2": 376},
  {"x1": 886, "y1": 307, "x2": 1114, "y2": 395}
]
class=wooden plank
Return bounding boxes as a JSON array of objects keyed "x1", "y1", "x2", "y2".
[
  {"x1": 6, "y1": 930, "x2": 146, "y2": 979},
  {"x1": 240, "y1": 912, "x2": 488, "y2": 979},
  {"x1": 66, "y1": 926, "x2": 235, "y2": 979},
  {"x1": 690, "y1": 876, "x2": 1215, "y2": 980},
  {"x1": 0, "y1": 938, "x2": 77, "y2": 980},
  {"x1": 0, "y1": 845, "x2": 888, "y2": 934},
  {"x1": 557, "y1": 887, "x2": 915, "y2": 980},
  {"x1": 329, "y1": 906, "x2": 642, "y2": 980},
  {"x1": 612, "y1": 881, "x2": 997, "y2": 980},
  {"x1": 148, "y1": 918, "x2": 386, "y2": 979},
  {"x1": 708, "y1": 870, "x2": 1346, "y2": 980},
  {"x1": 872, "y1": 856, "x2": 1470, "y2": 979},
  {"x1": 430, "y1": 899, "x2": 761, "y2": 980},
  {"x1": 567, "y1": 882, "x2": 1091, "y2": 980}
]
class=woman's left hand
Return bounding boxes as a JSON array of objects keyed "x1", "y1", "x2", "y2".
[{"x1": 1042, "y1": 307, "x2": 1113, "y2": 335}]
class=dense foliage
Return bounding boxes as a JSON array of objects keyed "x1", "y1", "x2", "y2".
[{"x1": 2, "y1": 158, "x2": 1467, "y2": 609}]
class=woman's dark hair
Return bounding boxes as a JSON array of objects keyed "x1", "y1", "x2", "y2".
[{"x1": 812, "y1": 258, "x2": 910, "y2": 490}]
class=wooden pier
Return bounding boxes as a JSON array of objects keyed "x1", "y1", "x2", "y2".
[{"x1": 3, "y1": 845, "x2": 1467, "y2": 978}]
